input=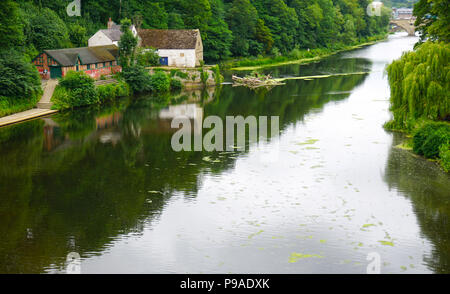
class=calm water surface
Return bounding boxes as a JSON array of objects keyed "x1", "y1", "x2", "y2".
[{"x1": 1, "y1": 33, "x2": 449, "y2": 273}]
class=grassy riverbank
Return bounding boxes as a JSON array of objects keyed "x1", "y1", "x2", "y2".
[
  {"x1": 222, "y1": 34, "x2": 388, "y2": 71},
  {"x1": 0, "y1": 95, "x2": 40, "y2": 118}
]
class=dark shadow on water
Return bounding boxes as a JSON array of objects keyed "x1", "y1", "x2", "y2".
[{"x1": 384, "y1": 132, "x2": 450, "y2": 273}]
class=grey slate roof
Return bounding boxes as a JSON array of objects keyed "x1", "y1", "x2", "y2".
[
  {"x1": 44, "y1": 45, "x2": 118, "y2": 67},
  {"x1": 100, "y1": 28, "x2": 123, "y2": 42}
]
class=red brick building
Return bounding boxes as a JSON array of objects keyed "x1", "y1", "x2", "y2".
[{"x1": 32, "y1": 45, "x2": 121, "y2": 80}]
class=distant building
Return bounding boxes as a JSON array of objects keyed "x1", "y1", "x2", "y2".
[
  {"x1": 392, "y1": 8, "x2": 414, "y2": 20},
  {"x1": 33, "y1": 45, "x2": 120, "y2": 79},
  {"x1": 138, "y1": 29, "x2": 203, "y2": 68},
  {"x1": 88, "y1": 18, "x2": 138, "y2": 47}
]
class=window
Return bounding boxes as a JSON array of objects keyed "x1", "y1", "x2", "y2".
[{"x1": 87, "y1": 64, "x2": 91, "y2": 70}]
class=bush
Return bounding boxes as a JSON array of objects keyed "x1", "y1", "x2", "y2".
[
  {"x1": 211, "y1": 65, "x2": 224, "y2": 85},
  {"x1": 170, "y1": 69, "x2": 189, "y2": 79},
  {"x1": 122, "y1": 66, "x2": 152, "y2": 93},
  {"x1": 53, "y1": 71, "x2": 98, "y2": 109},
  {"x1": 0, "y1": 50, "x2": 42, "y2": 116},
  {"x1": 136, "y1": 47, "x2": 160, "y2": 67},
  {"x1": 149, "y1": 71, "x2": 170, "y2": 93},
  {"x1": 439, "y1": 144, "x2": 450, "y2": 172},
  {"x1": 413, "y1": 122, "x2": 450, "y2": 159},
  {"x1": 200, "y1": 69, "x2": 209, "y2": 86},
  {"x1": 170, "y1": 78, "x2": 183, "y2": 91},
  {"x1": 97, "y1": 81, "x2": 130, "y2": 103}
]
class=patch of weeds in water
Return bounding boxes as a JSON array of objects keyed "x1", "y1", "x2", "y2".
[
  {"x1": 304, "y1": 147, "x2": 320, "y2": 150},
  {"x1": 400, "y1": 266, "x2": 407, "y2": 271},
  {"x1": 289, "y1": 252, "x2": 323, "y2": 263},
  {"x1": 310, "y1": 165, "x2": 323, "y2": 169},
  {"x1": 248, "y1": 230, "x2": 264, "y2": 239},
  {"x1": 362, "y1": 224, "x2": 376, "y2": 229},
  {"x1": 378, "y1": 240, "x2": 394, "y2": 246},
  {"x1": 319, "y1": 239, "x2": 326, "y2": 244},
  {"x1": 272, "y1": 236, "x2": 284, "y2": 239},
  {"x1": 296, "y1": 139, "x2": 319, "y2": 146}
]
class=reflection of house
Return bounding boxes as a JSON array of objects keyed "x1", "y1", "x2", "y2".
[
  {"x1": 158, "y1": 104, "x2": 203, "y2": 134},
  {"x1": 138, "y1": 29, "x2": 203, "y2": 68},
  {"x1": 88, "y1": 18, "x2": 138, "y2": 47},
  {"x1": 33, "y1": 45, "x2": 120, "y2": 79},
  {"x1": 96, "y1": 113, "x2": 122, "y2": 130},
  {"x1": 96, "y1": 113, "x2": 122, "y2": 145}
]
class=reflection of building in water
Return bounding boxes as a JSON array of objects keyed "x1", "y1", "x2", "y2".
[
  {"x1": 43, "y1": 119, "x2": 64, "y2": 152},
  {"x1": 43, "y1": 112, "x2": 124, "y2": 152},
  {"x1": 159, "y1": 104, "x2": 203, "y2": 134},
  {"x1": 96, "y1": 113, "x2": 122, "y2": 130},
  {"x1": 95, "y1": 113, "x2": 122, "y2": 145}
]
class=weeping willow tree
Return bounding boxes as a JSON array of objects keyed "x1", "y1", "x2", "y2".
[{"x1": 386, "y1": 41, "x2": 449, "y2": 130}]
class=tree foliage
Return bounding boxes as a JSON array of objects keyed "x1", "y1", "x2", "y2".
[
  {"x1": 10, "y1": 0, "x2": 390, "y2": 63},
  {"x1": 414, "y1": 0, "x2": 449, "y2": 43},
  {"x1": 386, "y1": 42, "x2": 449, "y2": 130}
]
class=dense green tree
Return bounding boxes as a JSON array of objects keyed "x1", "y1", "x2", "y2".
[
  {"x1": 203, "y1": 0, "x2": 233, "y2": 61},
  {"x1": 69, "y1": 24, "x2": 87, "y2": 47},
  {"x1": 414, "y1": 0, "x2": 450, "y2": 43},
  {"x1": 22, "y1": 7, "x2": 70, "y2": 52},
  {"x1": 0, "y1": 50, "x2": 41, "y2": 101},
  {"x1": 227, "y1": 0, "x2": 259, "y2": 56},
  {"x1": 0, "y1": 0, "x2": 24, "y2": 50},
  {"x1": 118, "y1": 18, "x2": 138, "y2": 68}
]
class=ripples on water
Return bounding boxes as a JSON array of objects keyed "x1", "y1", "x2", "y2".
[{"x1": 0, "y1": 33, "x2": 449, "y2": 274}]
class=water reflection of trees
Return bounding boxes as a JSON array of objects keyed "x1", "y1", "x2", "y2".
[
  {"x1": 0, "y1": 70, "x2": 369, "y2": 273},
  {"x1": 384, "y1": 133, "x2": 450, "y2": 274}
]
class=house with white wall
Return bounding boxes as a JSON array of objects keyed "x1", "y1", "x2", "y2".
[
  {"x1": 89, "y1": 18, "x2": 138, "y2": 47},
  {"x1": 138, "y1": 29, "x2": 203, "y2": 68}
]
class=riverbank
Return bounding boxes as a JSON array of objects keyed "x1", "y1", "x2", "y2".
[{"x1": 223, "y1": 34, "x2": 388, "y2": 71}]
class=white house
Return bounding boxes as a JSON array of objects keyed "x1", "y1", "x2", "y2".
[
  {"x1": 138, "y1": 29, "x2": 203, "y2": 68},
  {"x1": 88, "y1": 18, "x2": 138, "y2": 47}
]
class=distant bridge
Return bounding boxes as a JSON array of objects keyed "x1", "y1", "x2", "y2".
[{"x1": 390, "y1": 19, "x2": 416, "y2": 36}]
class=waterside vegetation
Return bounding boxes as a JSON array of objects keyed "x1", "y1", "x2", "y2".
[{"x1": 385, "y1": 1, "x2": 449, "y2": 172}]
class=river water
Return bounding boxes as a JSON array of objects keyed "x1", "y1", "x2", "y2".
[{"x1": 0, "y1": 33, "x2": 449, "y2": 274}]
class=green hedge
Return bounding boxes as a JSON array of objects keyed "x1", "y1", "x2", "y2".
[
  {"x1": 53, "y1": 71, "x2": 98, "y2": 109},
  {"x1": 412, "y1": 122, "x2": 450, "y2": 171},
  {"x1": 149, "y1": 71, "x2": 170, "y2": 93},
  {"x1": 97, "y1": 81, "x2": 130, "y2": 103},
  {"x1": 53, "y1": 71, "x2": 129, "y2": 110}
]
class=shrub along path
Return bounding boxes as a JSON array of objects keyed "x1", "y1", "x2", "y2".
[{"x1": 0, "y1": 80, "x2": 58, "y2": 127}]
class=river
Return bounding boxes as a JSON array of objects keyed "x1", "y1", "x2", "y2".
[{"x1": 0, "y1": 32, "x2": 449, "y2": 274}]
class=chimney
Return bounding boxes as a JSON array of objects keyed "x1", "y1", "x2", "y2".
[{"x1": 107, "y1": 17, "x2": 113, "y2": 29}]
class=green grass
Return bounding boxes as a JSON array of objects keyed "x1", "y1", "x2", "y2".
[{"x1": 0, "y1": 95, "x2": 40, "y2": 118}]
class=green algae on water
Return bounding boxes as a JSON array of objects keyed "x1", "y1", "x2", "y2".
[
  {"x1": 378, "y1": 240, "x2": 394, "y2": 246},
  {"x1": 289, "y1": 252, "x2": 324, "y2": 263}
]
